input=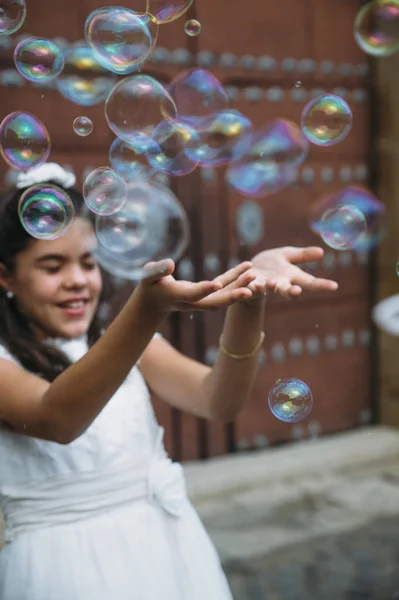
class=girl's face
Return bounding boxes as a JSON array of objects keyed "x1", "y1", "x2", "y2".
[{"x1": 4, "y1": 218, "x2": 103, "y2": 341}]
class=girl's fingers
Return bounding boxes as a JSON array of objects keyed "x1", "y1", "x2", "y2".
[
  {"x1": 285, "y1": 246, "x2": 324, "y2": 264},
  {"x1": 141, "y1": 259, "x2": 175, "y2": 284},
  {"x1": 175, "y1": 279, "x2": 223, "y2": 303},
  {"x1": 222, "y1": 271, "x2": 257, "y2": 293},
  {"x1": 213, "y1": 262, "x2": 253, "y2": 287},
  {"x1": 194, "y1": 287, "x2": 253, "y2": 309}
]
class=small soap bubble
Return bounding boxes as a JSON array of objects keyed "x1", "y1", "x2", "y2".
[
  {"x1": 0, "y1": 0, "x2": 26, "y2": 34},
  {"x1": 14, "y1": 37, "x2": 64, "y2": 82},
  {"x1": 109, "y1": 135, "x2": 155, "y2": 180},
  {"x1": 18, "y1": 184, "x2": 75, "y2": 240},
  {"x1": 168, "y1": 68, "x2": 228, "y2": 126},
  {"x1": 147, "y1": 0, "x2": 193, "y2": 24},
  {"x1": 354, "y1": 0, "x2": 399, "y2": 57},
  {"x1": 314, "y1": 205, "x2": 367, "y2": 251},
  {"x1": 268, "y1": 378, "x2": 313, "y2": 423},
  {"x1": 310, "y1": 186, "x2": 386, "y2": 251},
  {"x1": 0, "y1": 112, "x2": 51, "y2": 171},
  {"x1": 186, "y1": 109, "x2": 253, "y2": 168},
  {"x1": 105, "y1": 74, "x2": 177, "y2": 142},
  {"x1": 56, "y1": 45, "x2": 116, "y2": 107},
  {"x1": 301, "y1": 94, "x2": 353, "y2": 147},
  {"x1": 295, "y1": 81, "x2": 302, "y2": 87},
  {"x1": 83, "y1": 167, "x2": 127, "y2": 216},
  {"x1": 146, "y1": 119, "x2": 199, "y2": 176},
  {"x1": 73, "y1": 116, "x2": 93, "y2": 137},
  {"x1": 85, "y1": 7, "x2": 153, "y2": 75},
  {"x1": 184, "y1": 19, "x2": 201, "y2": 36}
]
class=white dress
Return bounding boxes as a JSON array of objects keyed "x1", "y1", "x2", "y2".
[{"x1": 0, "y1": 336, "x2": 232, "y2": 600}]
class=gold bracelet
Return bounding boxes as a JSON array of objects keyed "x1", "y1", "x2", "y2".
[{"x1": 219, "y1": 331, "x2": 265, "y2": 360}]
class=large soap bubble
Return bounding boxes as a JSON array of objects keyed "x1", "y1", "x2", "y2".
[
  {"x1": 14, "y1": 37, "x2": 64, "y2": 82},
  {"x1": 109, "y1": 135, "x2": 156, "y2": 180},
  {"x1": 0, "y1": 112, "x2": 51, "y2": 171},
  {"x1": 146, "y1": 0, "x2": 193, "y2": 24},
  {"x1": 83, "y1": 167, "x2": 127, "y2": 216},
  {"x1": 0, "y1": 0, "x2": 26, "y2": 35},
  {"x1": 146, "y1": 119, "x2": 199, "y2": 176},
  {"x1": 354, "y1": 0, "x2": 399, "y2": 57},
  {"x1": 310, "y1": 186, "x2": 386, "y2": 251},
  {"x1": 56, "y1": 44, "x2": 116, "y2": 107},
  {"x1": 105, "y1": 74, "x2": 177, "y2": 142},
  {"x1": 168, "y1": 69, "x2": 228, "y2": 126},
  {"x1": 226, "y1": 119, "x2": 307, "y2": 198},
  {"x1": 94, "y1": 179, "x2": 189, "y2": 280},
  {"x1": 85, "y1": 7, "x2": 153, "y2": 75},
  {"x1": 301, "y1": 94, "x2": 353, "y2": 147},
  {"x1": 186, "y1": 109, "x2": 253, "y2": 168},
  {"x1": 18, "y1": 184, "x2": 75, "y2": 240}
]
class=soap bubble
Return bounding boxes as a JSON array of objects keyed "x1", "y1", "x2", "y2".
[
  {"x1": 18, "y1": 184, "x2": 75, "y2": 240},
  {"x1": 94, "y1": 178, "x2": 189, "y2": 280},
  {"x1": 0, "y1": 0, "x2": 26, "y2": 35},
  {"x1": 105, "y1": 74, "x2": 177, "y2": 142},
  {"x1": 147, "y1": 0, "x2": 193, "y2": 24},
  {"x1": 186, "y1": 109, "x2": 253, "y2": 168},
  {"x1": 146, "y1": 119, "x2": 199, "y2": 176},
  {"x1": 109, "y1": 135, "x2": 156, "y2": 180},
  {"x1": 310, "y1": 186, "x2": 386, "y2": 251},
  {"x1": 268, "y1": 378, "x2": 313, "y2": 423},
  {"x1": 14, "y1": 37, "x2": 64, "y2": 82},
  {"x1": 168, "y1": 69, "x2": 228, "y2": 126},
  {"x1": 0, "y1": 112, "x2": 51, "y2": 171},
  {"x1": 226, "y1": 119, "x2": 307, "y2": 198},
  {"x1": 184, "y1": 19, "x2": 201, "y2": 36},
  {"x1": 56, "y1": 45, "x2": 116, "y2": 107},
  {"x1": 301, "y1": 94, "x2": 353, "y2": 147},
  {"x1": 312, "y1": 205, "x2": 367, "y2": 251},
  {"x1": 85, "y1": 7, "x2": 153, "y2": 75},
  {"x1": 354, "y1": 0, "x2": 399, "y2": 57},
  {"x1": 73, "y1": 116, "x2": 93, "y2": 137},
  {"x1": 83, "y1": 167, "x2": 127, "y2": 216},
  {"x1": 372, "y1": 293, "x2": 399, "y2": 336}
]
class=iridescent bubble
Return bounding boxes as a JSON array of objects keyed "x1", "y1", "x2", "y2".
[
  {"x1": 354, "y1": 0, "x2": 399, "y2": 57},
  {"x1": 0, "y1": 112, "x2": 51, "y2": 171},
  {"x1": 94, "y1": 179, "x2": 189, "y2": 280},
  {"x1": 105, "y1": 75, "x2": 177, "y2": 142},
  {"x1": 310, "y1": 186, "x2": 386, "y2": 251},
  {"x1": 56, "y1": 44, "x2": 116, "y2": 107},
  {"x1": 83, "y1": 167, "x2": 127, "y2": 216},
  {"x1": 147, "y1": 0, "x2": 193, "y2": 24},
  {"x1": 18, "y1": 184, "x2": 75, "y2": 240},
  {"x1": 109, "y1": 134, "x2": 156, "y2": 180},
  {"x1": 268, "y1": 378, "x2": 313, "y2": 423},
  {"x1": 73, "y1": 116, "x2": 93, "y2": 137},
  {"x1": 184, "y1": 19, "x2": 201, "y2": 36},
  {"x1": 146, "y1": 119, "x2": 199, "y2": 176},
  {"x1": 313, "y1": 205, "x2": 367, "y2": 251},
  {"x1": 0, "y1": 0, "x2": 26, "y2": 35},
  {"x1": 301, "y1": 94, "x2": 353, "y2": 147},
  {"x1": 168, "y1": 69, "x2": 228, "y2": 126},
  {"x1": 226, "y1": 119, "x2": 307, "y2": 198},
  {"x1": 186, "y1": 109, "x2": 252, "y2": 168},
  {"x1": 14, "y1": 37, "x2": 64, "y2": 83},
  {"x1": 85, "y1": 7, "x2": 152, "y2": 75}
]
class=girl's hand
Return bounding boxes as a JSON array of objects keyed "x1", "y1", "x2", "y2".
[
  {"x1": 138, "y1": 259, "x2": 256, "y2": 313},
  {"x1": 244, "y1": 246, "x2": 339, "y2": 301}
]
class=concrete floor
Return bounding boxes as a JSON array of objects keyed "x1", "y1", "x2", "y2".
[{"x1": 184, "y1": 426, "x2": 399, "y2": 599}]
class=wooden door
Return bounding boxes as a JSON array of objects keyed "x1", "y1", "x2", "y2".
[{"x1": 0, "y1": 0, "x2": 374, "y2": 460}]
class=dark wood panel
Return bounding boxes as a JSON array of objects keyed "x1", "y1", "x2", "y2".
[{"x1": 236, "y1": 298, "x2": 371, "y2": 447}]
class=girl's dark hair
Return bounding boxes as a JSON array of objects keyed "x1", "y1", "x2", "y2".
[{"x1": 0, "y1": 180, "x2": 113, "y2": 382}]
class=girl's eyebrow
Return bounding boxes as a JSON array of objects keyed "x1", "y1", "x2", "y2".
[{"x1": 35, "y1": 252, "x2": 94, "y2": 264}]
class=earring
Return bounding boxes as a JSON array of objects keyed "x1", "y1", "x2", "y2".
[{"x1": 6, "y1": 291, "x2": 14, "y2": 299}]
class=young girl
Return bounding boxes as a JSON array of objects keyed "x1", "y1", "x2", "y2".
[{"x1": 0, "y1": 164, "x2": 338, "y2": 600}]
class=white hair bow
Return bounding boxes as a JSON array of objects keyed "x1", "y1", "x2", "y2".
[{"x1": 15, "y1": 163, "x2": 77, "y2": 190}]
